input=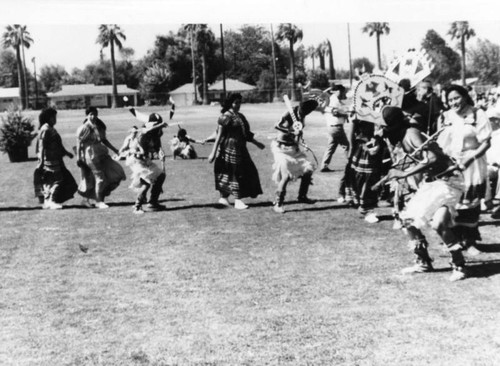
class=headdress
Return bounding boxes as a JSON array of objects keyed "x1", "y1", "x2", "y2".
[
  {"x1": 385, "y1": 48, "x2": 433, "y2": 89},
  {"x1": 353, "y1": 74, "x2": 405, "y2": 125}
]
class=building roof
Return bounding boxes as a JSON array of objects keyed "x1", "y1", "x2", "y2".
[
  {"x1": 47, "y1": 84, "x2": 138, "y2": 97},
  {"x1": 208, "y1": 79, "x2": 256, "y2": 92},
  {"x1": 0, "y1": 87, "x2": 20, "y2": 99},
  {"x1": 169, "y1": 83, "x2": 197, "y2": 95}
]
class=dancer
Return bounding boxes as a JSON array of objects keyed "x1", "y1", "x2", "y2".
[
  {"x1": 76, "y1": 107, "x2": 126, "y2": 208},
  {"x1": 437, "y1": 85, "x2": 492, "y2": 250},
  {"x1": 378, "y1": 106, "x2": 469, "y2": 282},
  {"x1": 271, "y1": 99, "x2": 318, "y2": 213},
  {"x1": 35, "y1": 107, "x2": 77, "y2": 209},
  {"x1": 208, "y1": 93, "x2": 265, "y2": 209},
  {"x1": 344, "y1": 119, "x2": 386, "y2": 223},
  {"x1": 126, "y1": 110, "x2": 168, "y2": 214},
  {"x1": 170, "y1": 127, "x2": 204, "y2": 159},
  {"x1": 319, "y1": 84, "x2": 350, "y2": 172}
]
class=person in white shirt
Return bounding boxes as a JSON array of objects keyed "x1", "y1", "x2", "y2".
[{"x1": 319, "y1": 84, "x2": 350, "y2": 172}]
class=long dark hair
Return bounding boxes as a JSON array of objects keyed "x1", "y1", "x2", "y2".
[
  {"x1": 38, "y1": 107, "x2": 57, "y2": 128},
  {"x1": 445, "y1": 84, "x2": 474, "y2": 107},
  {"x1": 221, "y1": 93, "x2": 243, "y2": 113}
]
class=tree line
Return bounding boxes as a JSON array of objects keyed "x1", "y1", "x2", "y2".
[{"x1": 0, "y1": 22, "x2": 498, "y2": 109}]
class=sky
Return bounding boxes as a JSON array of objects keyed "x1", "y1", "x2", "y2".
[{"x1": 2, "y1": 0, "x2": 500, "y2": 75}]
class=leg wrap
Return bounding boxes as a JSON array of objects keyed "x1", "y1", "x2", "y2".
[
  {"x1": 408, "y1": 238, "x2": 433, "y2": 267},
  {"x1": 149, "y1": 173, "x2": 165, "y2": 204},
  {"x1": 274, "y1": 190, "x2": 286, "y2": 206},
  {"x1": 298, "y1": 173, "x2": 312, "y2": 199},
  {"x1": 448, "y1": 243, "x2": 466, "y2": 270}
]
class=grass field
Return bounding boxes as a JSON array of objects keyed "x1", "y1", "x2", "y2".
[{"x1": 1, "y1": 104, "x2": 500, "y2": 366}]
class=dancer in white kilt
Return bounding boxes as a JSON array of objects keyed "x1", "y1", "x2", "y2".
[
  {"x1": 124, "y1": 110, "x2": 168, "y2": 214},
  {"x1": 272, "y1": 99, "x2": 318, "y2": 213},
  {"x1": 378, "y1": 106, "x2": 471, "y2": 282}
]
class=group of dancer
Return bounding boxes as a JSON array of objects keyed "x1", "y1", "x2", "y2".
[{"x1": 34, "y1": 80, "x2": 497, "y2": 281}]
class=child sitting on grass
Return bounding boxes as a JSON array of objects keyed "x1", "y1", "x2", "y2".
[{"x1": 170, "y1": 127, "x2": 204, "y2": 159}]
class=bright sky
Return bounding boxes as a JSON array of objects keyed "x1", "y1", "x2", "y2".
[{"x1": 2, "y1": 0, "x2": 500, "y2": 74}]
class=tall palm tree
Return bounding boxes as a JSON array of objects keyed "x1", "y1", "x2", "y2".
[
  {"x1": 326, "y1": 39, "x2": 335, "y2": 80},
  {"x1": 184, "y1": 24, "x2": 198, "y2": 105},
  {"x1": 96, "y1": 24, "x2": 126, "y2": 108},
  {"x1": 306, "y1": 45, "x2": 316, "y2": 70},
  {"x1": 194, "y1": 24, "x2": 213, "y2": 105},
  {"x1": 276, "y1": 23, "x2": 303, "y2": 101},
  {"x1": 316, "y1": 41, "x2": 329, "y2": 71},
  {"x1": 448, "y1": 21, "x2": 476, "y2": 86},
  {"x1": 361, "y1": 22, "x2": 390, "y2": 71},
  {"x1": 2, "y1": 25, "x2": 33, "y2": 109}
]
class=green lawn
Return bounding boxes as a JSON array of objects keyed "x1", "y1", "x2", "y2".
[{"x1": 1, "y1": 104, "x2": 500, "y2": 365}]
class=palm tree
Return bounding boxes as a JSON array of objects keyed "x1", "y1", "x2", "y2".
[
  {"x1": 361, "y1": 22, "x2": 390, "y2": 71},
  {"x1": 316, "y1": 41, "x2": 329, "y2": 71},
  {"x1": 2, "y1": 25, "x2": 33, "y2": 109},
  {"x1": 194, "y1": 24, "x2": 214, "y2": 105},
  {"x1": 306, "y1": 45, "x2": 316, "y2": 70},
  {"x1": 276, "y1": 23, "x2": 303, "y2": 101},
  {"x1": 448, "y1": 21, "x2": 476, "y2": 86},
  {"x1": 326, "y1": 39, "x2": 335, "y2": 80},
  {"x1": 184, "y1": 24, "x2": 198, "y2": 105},
  {"x1": 96, "y1": 24, "x2": 126, "y2": 108}
]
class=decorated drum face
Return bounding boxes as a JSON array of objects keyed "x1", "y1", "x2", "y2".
[
  {"x1": 353, "y1": 74, "x2": 404, "y2": 125},
  {"x1": 385, "y1": 48, "x2": 433, "y2": 88}
]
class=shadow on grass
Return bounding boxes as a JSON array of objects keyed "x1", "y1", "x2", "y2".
[
  {"x1": 0, "y1": 206, "x2": 42, "y2": 211},
  {"x1": 474, "y1": 243, "x2": 500, "y2": 253},
  {"x1": 478, "y1": 220, "x2": 500, "y2": 227},
  {"x1": 466, "y1": 259, "x2": 500, "y2": 279},
  {"x1": 163, "y1": 202, "x2": 231, "y2": 211}
]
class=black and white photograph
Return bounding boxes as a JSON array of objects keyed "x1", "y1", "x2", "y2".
[{"x1": 1, "y1": 0, "x2": 500, "y2": 364}]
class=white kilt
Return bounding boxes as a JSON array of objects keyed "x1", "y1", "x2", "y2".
[
  {"x1": 400, "y1": 174, "x2": 465, "y2": 229},
  {"x1": 271, "y1": 140, "x2": 315, "y2": 183},
  {"x1": 125, "y1": 155, "x2": 163, "y2": 190}
]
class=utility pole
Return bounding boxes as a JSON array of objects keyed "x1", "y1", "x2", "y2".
[
  {"x1": 270, "y1": 24, "x2": 279, "y2": 101},
  {"x1": 347, "y1": 23, "x2": 353, "y2": 88},
  {"x1": 32, "y1": 57, "x2": 38, "y2": 109},
  {"x1": 220, "y1": 24, "x2": 226, "y2": 103}
]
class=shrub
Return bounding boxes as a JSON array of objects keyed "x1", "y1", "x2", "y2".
[{"x1": 0, "y1": 107, "x2": 36, "y2": 155}]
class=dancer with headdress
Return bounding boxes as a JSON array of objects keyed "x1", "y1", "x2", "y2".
[
  {"x1": 271, "y1": 99, "x2": 318, "y2": 213},
  {"x1": 378, "y1": 106, "x2": 470, "y2": 281},
  {"x1": 125, "y1": 109, "x2": 168, "y2": 214},
  {"x1": 208, "y1": 93, "x2": 265, "y2": 210}
]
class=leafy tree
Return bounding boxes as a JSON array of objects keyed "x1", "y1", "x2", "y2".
[
  {"x1": 468, "y1": 38, "x2": 500, "y2": 84},
  {"x1": 307, "y1": 68, "x2": 329, "y2": 89},
  {"x1": 361, "y1": 22, "x2": 390, "y2": 71},
  {"x1": 140, "y1": 62, "x2": 171, "y2": 105},
  {"x1": 448, "y1": 21, "x2": 475, "y2": 86},
  {"x1": 352, "y1": 57, "x2": 374, "y2": 75},
  {"x1": 96, "y1": 24, "x2": 126, "y2": 108},
  {"x1": 276, "y1": 23, "x2": 303, "y2": 101},
  {"x1": 222, "y1": 25, "x2": 274, "y2": 85},
  {"x1": 2, "y1": 25, "x2": 33, "y2": 109},
  {"x1": 0, "y1": 49, "x2": 18, "y2": 87},
  {"x1": 421, "y1": 29, "x2": 461, "y2": 85},
  {"x1": 39, "y1": 64, "x2": 69, "y2": 93}
]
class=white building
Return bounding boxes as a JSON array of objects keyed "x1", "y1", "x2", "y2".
[
  {"x1": 47, "y1": 84, "x2": 139, "y2": 109},
  {"x1": 0, "y1": 87, "x2": 21, "y2": 111}
]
